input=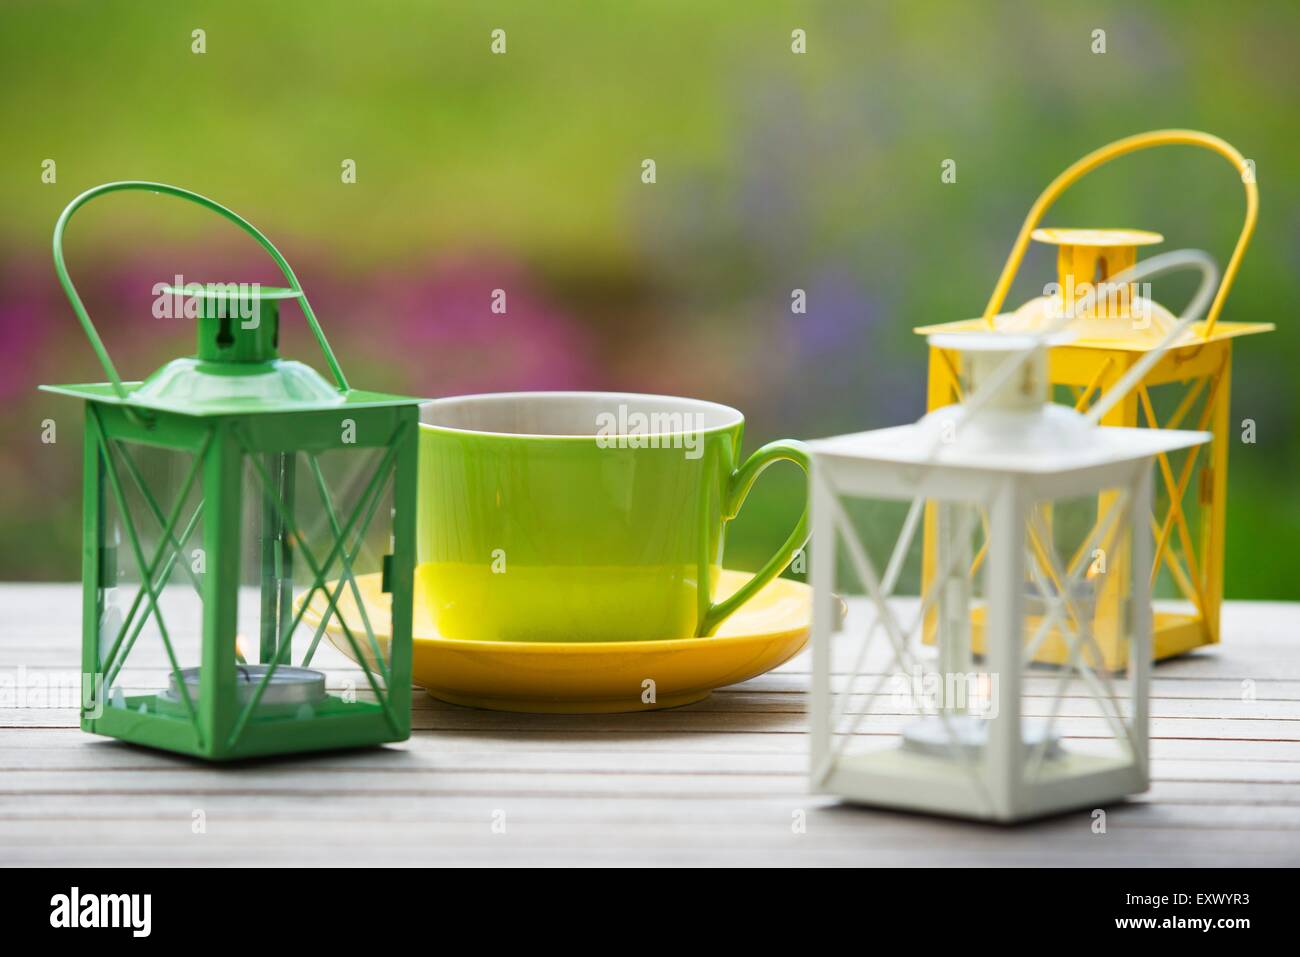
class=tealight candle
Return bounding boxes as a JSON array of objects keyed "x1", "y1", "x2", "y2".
[{"x1": 159, "y1": 666, "x2": 327, "y2": 715}]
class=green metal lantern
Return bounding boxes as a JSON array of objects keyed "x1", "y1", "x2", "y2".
[{"x1": 40, "y1": 181, "x2": 421, "y2": 760}]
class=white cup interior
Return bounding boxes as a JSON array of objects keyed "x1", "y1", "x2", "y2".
[{"x1": 419, "y1": 391, "x2": 743, "y2": 437}]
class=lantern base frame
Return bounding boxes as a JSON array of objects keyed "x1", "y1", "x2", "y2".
[
  {"x1": 821, "y1": 747, "x2": 1146, "y2": 823},
  {"x1": 84, "y1": 693, "x2": 405, "y2": 761},
  {"x1": 962, "y1": 604, "x2": 1204, "y2": 672}
]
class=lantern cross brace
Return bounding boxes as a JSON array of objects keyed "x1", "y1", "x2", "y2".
[
  {"x1": 1138, "y1": 386, "x2": 1204, "y2": 611},
  {"x1": 224, "y1": 423, "x2": 407, "y2": 748},
  {"x1": 102, "y1": 441, "x2": 212, "y2": 687},
  {"x1": 299, "y1": 453, "x2": 391, "y2": 684},
  {"x1": 299, "y1": 453, "x2": 395, "y2": 674},
  {"x1": 1022, "y1": 489, "x2": 1129, "y2": 664},
  {"x1": 823, "y1": 495, "x2": 924, "y2": 736},
  {"x1": 103, "y1": 502, "x2": 204, "y2": 690},
  {"x1": 1068, "y1": 357, "x2": 1116, "y2": 415},
  {"x1": 90, "y1": 411, "x2": 213, "y2": 734},
  {"x1": 815, "y1": 471, "x2": 994, "y2": 806},
  {"x1": 971, "y1": 507, "x2": 1093, "y2": 633},
  {"x1": 829, "y1": 496, "x2": 927, "y2": 719},
  {"x1": 1022, "y1": 496, "x2": 1142, "y2": 777},
  {"x1": 113, "y1": 446, "x2": 207, "y2": 598},
  {"x1": 1136, "y1": 357, "x2": 1228, "y2": 609}
]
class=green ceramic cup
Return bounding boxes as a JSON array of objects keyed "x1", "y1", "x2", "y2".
[{"x1": 417, "y1": 392, "x2": 810, "y2": 642}]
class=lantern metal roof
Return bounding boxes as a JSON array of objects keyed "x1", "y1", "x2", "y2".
[{"x1": 813, "y1": 331, "x2": 1209, "y2": 475}]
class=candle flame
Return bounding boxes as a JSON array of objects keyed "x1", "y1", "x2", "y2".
[{"x1": 234, "y1": 634, "x2": 249, "y2": 664}]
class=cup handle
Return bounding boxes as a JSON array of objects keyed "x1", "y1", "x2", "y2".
[{"x1": 698, "y1": 438, "x2": 812, "y2": 636}]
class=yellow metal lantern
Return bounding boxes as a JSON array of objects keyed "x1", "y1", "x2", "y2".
[{"x1": 915, "y1": 130, "x2": 1272, "y2": 668}]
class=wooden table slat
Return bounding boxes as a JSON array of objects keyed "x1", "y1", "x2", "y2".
[{"x1": 2, "y1": 583, "x2": 1298, "y2": 866}]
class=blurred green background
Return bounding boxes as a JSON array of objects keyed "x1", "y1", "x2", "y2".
[{"x1": 1, "y1": 0, "x2": 1297, "y2": 595}]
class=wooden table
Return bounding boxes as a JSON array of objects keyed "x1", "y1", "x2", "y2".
[{"x1": 2, "y1": 583, "x2": 1297, "y2": 866}]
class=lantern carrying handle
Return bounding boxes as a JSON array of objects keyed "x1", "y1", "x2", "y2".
[
  {"x1": 980, "y1": 129, "x2": 1257, "y2": 339},
  {"x1": 52, "y1": 180, "x2": 352, "y2": 406}
]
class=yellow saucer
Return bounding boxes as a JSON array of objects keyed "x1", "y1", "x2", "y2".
[{"x1": 300, "y1": 570, "x2": 814, "y2": 713}]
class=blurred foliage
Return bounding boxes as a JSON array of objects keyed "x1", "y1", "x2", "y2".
[{"x1": 1, "y1": 0, "x2": 1297, "y2": 596}]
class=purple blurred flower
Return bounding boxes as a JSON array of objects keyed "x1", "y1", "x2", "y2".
[{"x1": 347, "y1": 253, "x2": 599, "y2": 397}]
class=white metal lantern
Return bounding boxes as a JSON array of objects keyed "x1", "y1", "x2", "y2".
[{"x1": 808, "y1": 325, "x2": 1211, "y2": 821}]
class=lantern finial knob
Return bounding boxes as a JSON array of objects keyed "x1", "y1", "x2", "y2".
[
  {"x1": 919, "y1": 332, "x2": 1092, "y2": 459},
  {"x1": 160, "y1": 282, "x2": 302, "y2": 364},
  {"x1": 1031, "y1": 227, "x2": 1163, "y2": 323},
  {"x1": 129, "y1": 282, "x2": 343, "y2": 411}
]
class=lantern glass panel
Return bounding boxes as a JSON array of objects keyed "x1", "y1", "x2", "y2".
[
  {"x1": 235, "y1": 446, "x2": 397, "y2": 720},
  {"x1": 821, "y1": 481, "x2": 1144, "y2": 803},
  {"x1": 96, "y1": 440, "x2": 206, "y2": 719},
  {"x1": 1014, "y1": 489, "x2": 1140, "y2": 778},
  {"x1": 1048, "y1": 378, "x2": 1211, "y2": 614},
  {"x1": 1136, "y1": 380, "x2": 1213, "y2": 613},
  {"x1": 823, "y1": 495, "x2": 993, "y2": 771}
]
